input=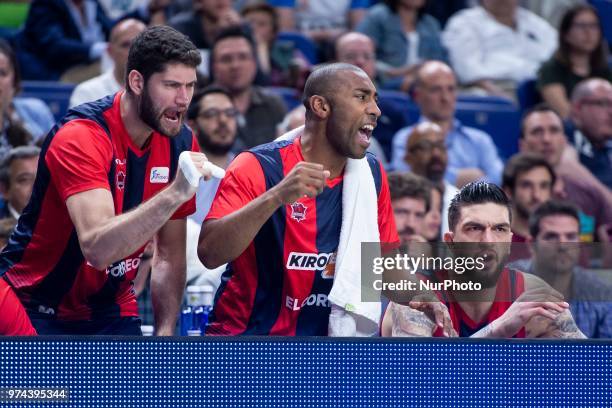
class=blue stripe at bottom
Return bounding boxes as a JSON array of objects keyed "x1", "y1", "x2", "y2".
[{"x1": 0, "y1": 337, "x2": 609, "y2": 407}]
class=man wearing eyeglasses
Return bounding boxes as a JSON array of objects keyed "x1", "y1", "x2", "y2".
[
  {"x1": 404, "y1": 122, "x2": 459, "y2": 236},
  {"x1": 570, "y1": 78, "x2": 612, "y2": 190},
  {"x1": 184, "y1": 85, "x2": 238, "y2": 291}
]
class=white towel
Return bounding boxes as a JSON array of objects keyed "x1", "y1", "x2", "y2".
[{"x1": 277, "y1": 126, "x2": 382, "y2": 336}]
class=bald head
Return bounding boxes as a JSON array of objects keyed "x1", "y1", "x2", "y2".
[
  {"x1": 110, "y1": 18, "x2": 147, "y2": 44},
  {"x1": 302, "y1": 63, "x2": 368, "y2": 112},
  {"x1": 571, "y1": 78, "x2": 612, "y2": 104},
  {"x1": 407, "y1": 122, "x2": 444, "y2": 150},
  {"x1": 415, "y1": 61, "x2": 455, "y2": 88},
  {"x1": 414, "y1": 61, "x2": 457, "y2": 122},
  {"x1": 335, "y1": 32, "x2": 376, "y2": 80},
  {"x1": 406, "y1": 122, "x2": 448, "y2": 182},
  {"x1": 571, "y1": 78, "x2": 612, "y2": 147},
  {"x1": 109, "y1": 19, "x2": 147, "y2": 81}
]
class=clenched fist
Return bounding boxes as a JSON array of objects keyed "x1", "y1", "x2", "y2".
[{"x1": 272, "y1": 162, "x2": 330, "y2": 204}]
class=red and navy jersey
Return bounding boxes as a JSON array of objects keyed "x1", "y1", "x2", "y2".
[
  {"x1": 0, "y1": 278, "x2": 36, "y2": 335},
  {"x1": 0, "y1": 92, "x2": 197, "y2": 322},
  {"x1": 205, "y1": 137, "x2": 399, "y2": 336},
  {"x1": 427, "y1": 268, "x2": 526, "y2": 338}
]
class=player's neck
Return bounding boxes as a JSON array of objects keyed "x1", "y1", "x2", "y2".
[
  {"x1": 457, "y1": 296, "x2": 495, "y2": 325},
  {"x1": 301, "y1": 125, "x2": 346, "y2": 179},
  {"x1": 120, "y1": 92, "x2": 153, "y2": 149}
]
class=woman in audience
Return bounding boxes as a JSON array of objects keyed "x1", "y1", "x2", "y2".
[
  {"x1": 537, "y1": 4, "x2": 612, "y2": 119},
  {"x1": 357, "y1": 0, "x2": 446, "y2": 91},
  {"x1": 0, "y1": 40, "x2": 54, "y2": 161},
  {"x1": 241, "y1": 2, "x2": 309, "y2": 88}
]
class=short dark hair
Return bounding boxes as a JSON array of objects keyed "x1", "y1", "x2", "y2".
[
  {"x1": 387, "y1": 172, "x2": 432, "y2": 212},
  {"x1": 448, "y1": 181, "x2": 512, "y2": 231},
  {"x1": 187, "y1": 85, "x2": 233, "y2": 120},
  {"x1": 302, "y1": 62, "x2": 363, "y2": 112},
  {"x1": 209, "y1": 25, "x2": 256, "y2": 81},
  {"x1": 519, "y1": 103, "x2": 563, "y2": 139},
  {"x1": 502, "y1": 153, "x2": 556, "y2": 192},
  {"x1": 125, "y1": 25, "x2": 201, "y2": 94},
  {"x1": 0, "y1": 145, "x2": 41, "y2": 187},
  {"x1": 529, "y1": 200, "x2": 580, "y2": 238},
  {"x1": 241, "y1": 2, "x2": 279, "y2": 35}
]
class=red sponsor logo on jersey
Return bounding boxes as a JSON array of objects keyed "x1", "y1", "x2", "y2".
[{"x1": 290, "y1": 201, "x2": 307, "y2": 222}]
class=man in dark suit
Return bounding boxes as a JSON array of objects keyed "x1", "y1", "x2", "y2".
[{"x1": 12, "y1": 0, "x2": 163, "y2": 81}]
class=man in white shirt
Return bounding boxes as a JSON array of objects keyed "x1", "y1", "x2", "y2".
[
  {"x1": 69, "y1": 18, "x2": 146, "y2": 108},
  {"x1": 442, "y1": 0, "x2": 557, "y2": 97},
  {"x1": 185, "y1": 85, "x2": 238, "y2": 291}
]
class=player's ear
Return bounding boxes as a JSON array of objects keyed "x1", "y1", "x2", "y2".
[
  {"x1": 443, "y1": 231, "x2": 454, "y2": 243},
  {"x1": 309, "y1": 95, "x2": 330, "y2": 119},
  {"x1": 127, "y1": 70, "x2": 145, "y2": 96}
]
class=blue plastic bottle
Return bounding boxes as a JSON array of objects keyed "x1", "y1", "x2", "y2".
[
  {"x1": 199, "y1": 285, "x2": 214, "y2": 334},
  {"x1": 181, "y1": 286, "x2": 205, "y2": 336}
]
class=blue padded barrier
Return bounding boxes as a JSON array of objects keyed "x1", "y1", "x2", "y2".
[
  {"x1": 376, "y1": 92, "x2": 521, "y2": 160},
  {"x1": 516, "y1": 78, "x2": 540, "y2": 113},
  {"x1": 20, "y1": 81, "x2": 75, "y2": 121},
  {"x1": 266, "y1": 86, "x2": 302, "y2": 110},
  {"x1": 0, "y1": 337, "x2": 610, "y2": 407},
  {"x1": 590, "y1": 0, "x2": 612, "y2": 46},
  {"x1": 454, "y1": 101, "x2": 521, "y2": 159},
  {"x1": 375, "y1": 90, "x2": 414, "y2": 160},
  {"x1": 276, "y1": 32, "x2": 319, "y2": 65}
]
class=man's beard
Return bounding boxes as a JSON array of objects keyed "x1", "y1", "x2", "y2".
[
  {"x1": 197, "y1": 128, "x2": 234, "y2": 156},
  {"x1": 452, "y1": 243, "x2": 510, "y2": 289},
  {"x1": 138, "y1": 87, "x2": 181, "y2": 138},
  {"x1": 472, "y1": 246, "x2": 510, "y2": 289},
  {"x1": 426, "y1": 158, "x2": 446, "y2": 182}
]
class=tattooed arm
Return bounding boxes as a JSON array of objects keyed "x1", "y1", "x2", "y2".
[
  {"x1": 389, "y1": 302, "x2": 449, "y2": 337},
  {"x1": 529, "y1": 309, "x2": 587, "y2": 339},
  {"x1": 471, "y1": 287, "x2": 571, "y2": 338}
]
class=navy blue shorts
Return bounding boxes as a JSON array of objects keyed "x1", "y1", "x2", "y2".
[{"x1": 29, "y1": 316, "x2": 142, "y2": 335}]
